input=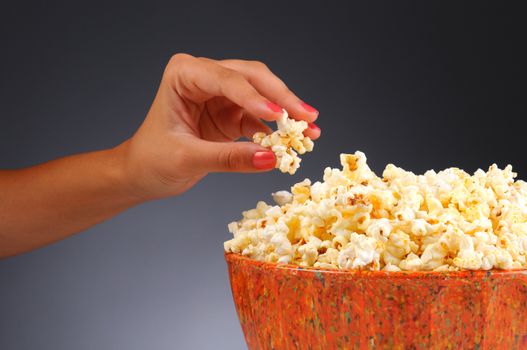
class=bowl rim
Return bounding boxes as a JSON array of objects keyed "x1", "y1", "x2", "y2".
[{"x1": 225, "y1": 252, "x2": 527, "y2": 279}]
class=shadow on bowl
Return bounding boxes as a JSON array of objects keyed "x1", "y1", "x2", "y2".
[{"x1": 225, "y1": 253, "x2": 527, "y2": 350}]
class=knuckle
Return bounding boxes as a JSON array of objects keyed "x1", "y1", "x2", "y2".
[
  {"x1": 279, "y1": 82, "x2": 291, "y2": 94},
  {"x1": 218, "y1": 147, "x2": 244, "y2": 170},
  {"x1": 164, "y1": 53, "x2": 197, "y2": 88},
  {"x1": 166, "y1": 53, "x2": 193, "y2": 73},
  {"x1": 219, "y1": 67, "x2": 240, "y2": 81},
  {"x1": 250, "y1": 60, "x2": 269, "y2": 72},
  {"x1": 170, "y1": 53, "x2": 193, "y2": 64}
]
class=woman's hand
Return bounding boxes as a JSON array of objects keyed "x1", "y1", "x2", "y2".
[{"x1": 121, "y1": 53, "x2": 321, "y2": 200}]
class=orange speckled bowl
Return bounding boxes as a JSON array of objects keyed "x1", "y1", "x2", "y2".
[{"x1": 225, "y1": 253, "x2": 527, "y2": 350}]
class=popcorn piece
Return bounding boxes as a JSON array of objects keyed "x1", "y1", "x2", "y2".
[
  {"x1": 272, "y1": 190, "x2": 293, "y2": 206},
  {"x1": 337, "y1": 233, "x2": 380, "y2": 269},
  {"x1": 225, "y1": 151, "x2": 527, "y2": 271},
  {"x1": 252, "y1": 109, "x2": 314, "y2": 174},
  {"x1": 383, "y1": 263, "x2": 402, "y2": 272},
  {"x1": 399, "y1": 253, "x2": 424, "y2": 271}
]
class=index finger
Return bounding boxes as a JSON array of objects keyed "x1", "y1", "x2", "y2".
[{"x1": 215, "y1": 59, "x2": 319, "y2": 123}]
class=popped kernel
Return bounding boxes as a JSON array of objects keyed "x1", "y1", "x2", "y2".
[{"x1": 253, "y1": 109, "x2": 314, "y2": 174}]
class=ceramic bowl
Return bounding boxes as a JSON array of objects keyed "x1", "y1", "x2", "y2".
[{"x1": 225, "y1": 253, "x2": 527, "y2": 350}]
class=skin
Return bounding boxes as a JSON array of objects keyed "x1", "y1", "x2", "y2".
[{"x1": 0, "y1": 54, "x2": 320, "y2": 258}]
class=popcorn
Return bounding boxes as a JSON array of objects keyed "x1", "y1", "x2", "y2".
[
  {"x1": 271, "y1": 191, "x2": 293, "y2": 206},
  {"x1": 253, "y1": 109, "x2": 314, "y2": 174},
  {"x1": 399, "y1": 253, "x2": 424, "y2": 271},
  {"x1": 225, "y1": 151, "x2": 527, "y2": 271}
]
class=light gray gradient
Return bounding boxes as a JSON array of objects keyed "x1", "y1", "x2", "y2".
[{"x1": 0, "y1": 2, "x2": 524, "y2": 349}]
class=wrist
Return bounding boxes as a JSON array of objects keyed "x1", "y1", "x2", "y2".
[{"x1": 108, "y1": 140, "x2": 150, "y2": 205}]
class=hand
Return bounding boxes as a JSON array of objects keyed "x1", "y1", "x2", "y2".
[
  {"x1": 0, "y1": 53, "x2": 321, "y2": 256},
  {"x1": 120, "y1": 54, "x2": 321, "y2": 200}
]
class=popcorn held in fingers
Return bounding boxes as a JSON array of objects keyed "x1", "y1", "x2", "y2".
[
  {"x1": 252, "y1": 109, "x2": 314, "y2": 174},
  {"x1": 225, "y1": 151, "x2": 527, "y2": 271}
]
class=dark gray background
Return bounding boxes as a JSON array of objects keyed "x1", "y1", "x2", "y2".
[{"x1": 0, "y1": 1, "x2": 524, "y2": 349}]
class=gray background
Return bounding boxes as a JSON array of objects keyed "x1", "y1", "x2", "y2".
[{"x1": 0, "y1": 1, "x2": 524, "y2": 349}]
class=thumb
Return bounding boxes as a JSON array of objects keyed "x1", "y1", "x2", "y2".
[{"x1": 190, "y1": 140, "x2": 276, "y2": 173}]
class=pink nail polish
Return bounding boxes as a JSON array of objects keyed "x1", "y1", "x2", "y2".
[
  {"x1": 252, "y1": 151, "x2": 276, "y2": 169},
  {"x1": 266, "y1": 102, "x2": 282, "y2": 113},
  {"x1": 308, "y1": 122, "x2": 320, "y2": 131},
  {"x1": 301, "y1": 101, "x2": 318, "y2": 114}
]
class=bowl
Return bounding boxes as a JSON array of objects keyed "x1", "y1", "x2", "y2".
[{"x1": 225, "y1": 253, "x2": 527, "y2": 350}]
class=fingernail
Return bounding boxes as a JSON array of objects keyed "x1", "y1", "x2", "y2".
[
  {"x1": 308, "y1": 122, "x2": 320, "y2": 132},
  {"x1": 252, "y1": 151, "x2": 276, "y2": 169},
  {"x1": 266, "y1": 102, "x2": 282, "y2": 113},
  {"x1": 301, "y1": 101, "x2": 318, "y2": 114}
]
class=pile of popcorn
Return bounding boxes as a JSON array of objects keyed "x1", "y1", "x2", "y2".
[
  {"x1": 224, "y1": 151, "x2": 527, "y2": 271},
  {"x1": 253, "y1": 109, "x2": 313, "y2": 174}
]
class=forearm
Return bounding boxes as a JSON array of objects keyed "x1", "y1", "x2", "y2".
[{"x1": 0, "y1": 142, "x2": 142, "y2": 258}]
